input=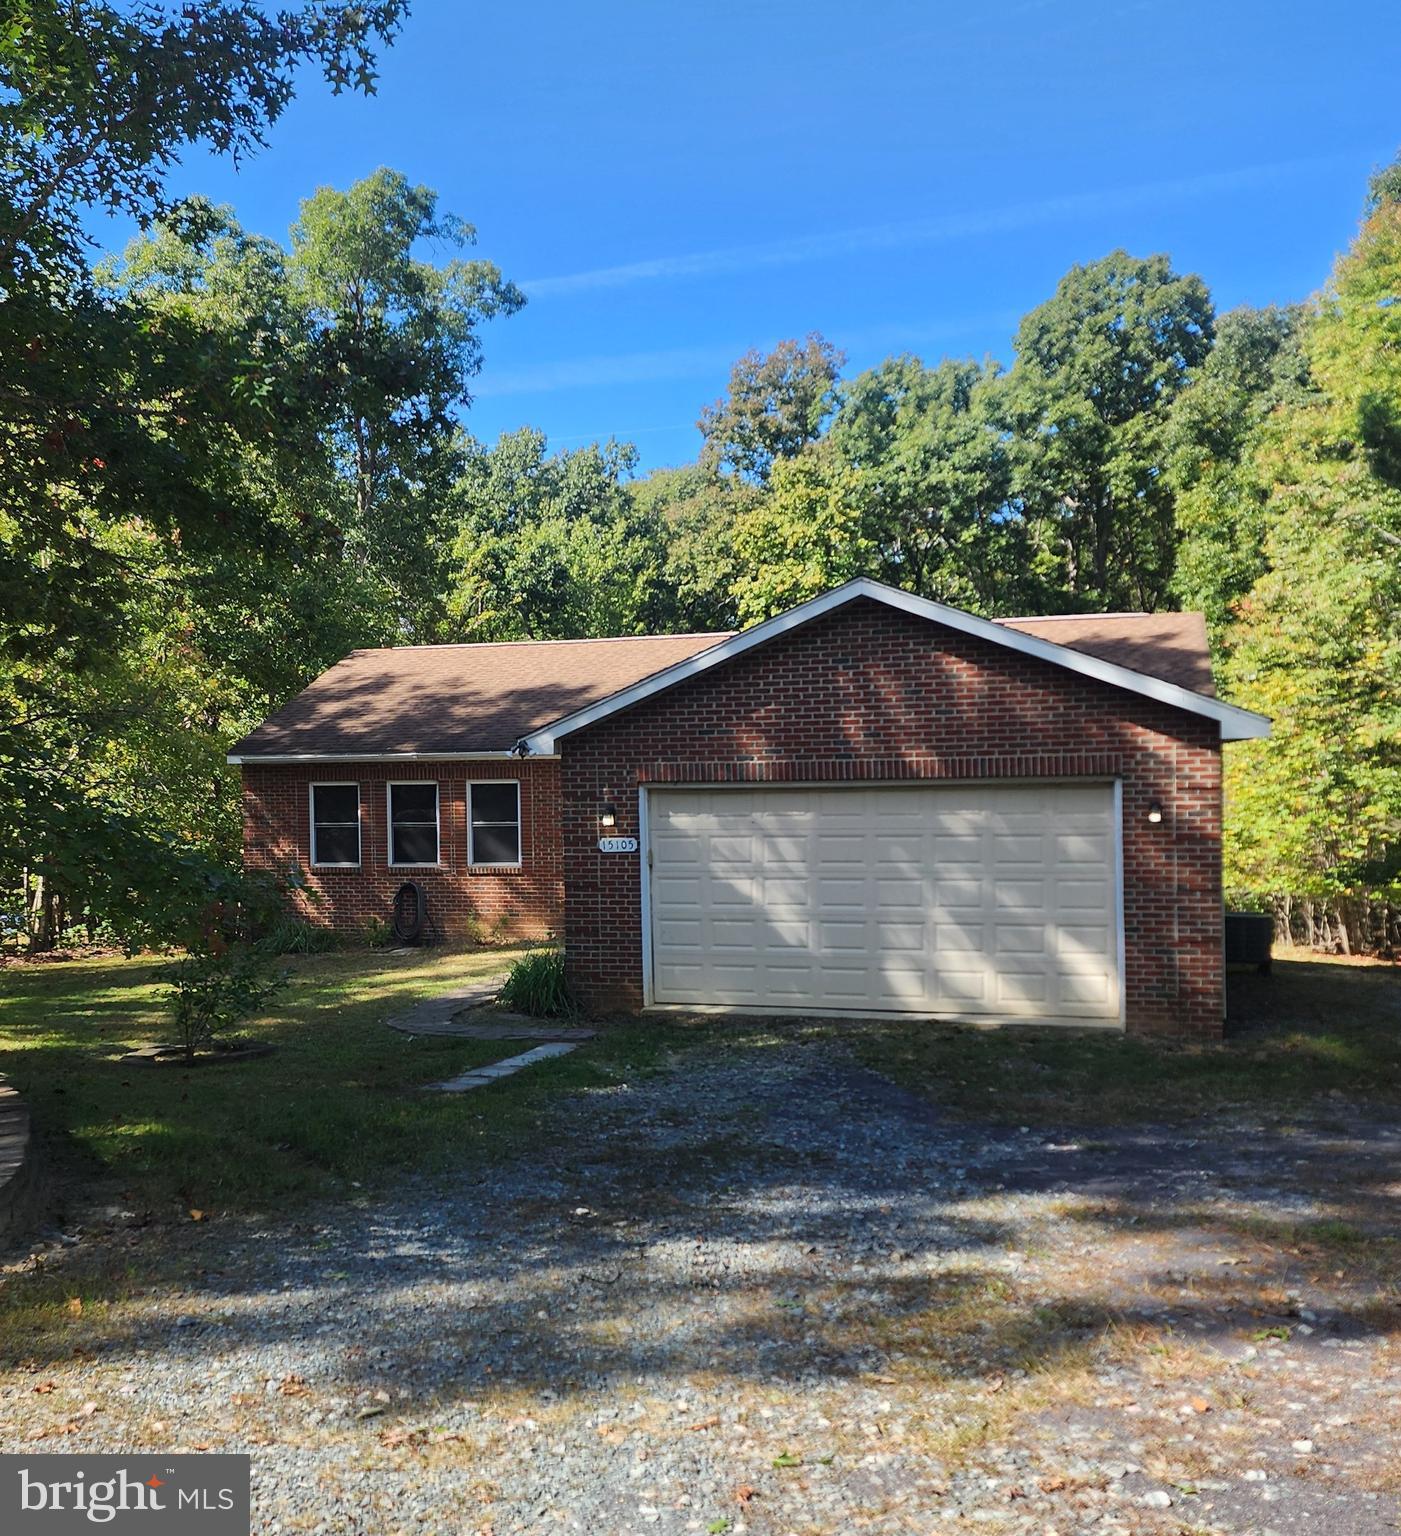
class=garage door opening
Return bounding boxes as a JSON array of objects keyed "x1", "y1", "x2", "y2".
[{"x1": 644, "y1": 783, "x2": 1123, "y2": 1026}]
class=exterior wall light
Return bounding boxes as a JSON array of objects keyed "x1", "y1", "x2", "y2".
[
  {"x1": 599, "y1": 804, "x2": 617, "y2": 829},
  {"x1": 1147, "y1": 799, "x2": 1164, "y2": 824}
]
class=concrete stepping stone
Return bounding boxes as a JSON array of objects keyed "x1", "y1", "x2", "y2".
[
  {"x1": 384, "y1": 979, "x2": 506, "y2": 1036},
  {"x1": 430, "y1": 1041, "x2": 579, "y2": 1093}
]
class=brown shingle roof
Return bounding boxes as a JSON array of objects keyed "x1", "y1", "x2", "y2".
[
  {"x1": 229, "y1": 633, "x2": 732, "y2": 758},
  {"x1": 229, "y1": 607, "x2": 1216, "y2": 759},
  {"x1": 995, "y1": 611, "x2": 1216, "y2": 696}
]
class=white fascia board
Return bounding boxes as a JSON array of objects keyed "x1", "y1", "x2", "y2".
[
  {"x1": 227, "y1": 750, "x2": 557, "y2": 766},
  {"x1": 522, "y1": 578, "x2": 1272, "y2": 752}
]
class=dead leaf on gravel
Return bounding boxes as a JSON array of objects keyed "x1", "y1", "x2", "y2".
[
  {"x1": 188, "y1": 1209, "x2": 207, "y2": 1222},
  {"x1": 1190, "y1": 1396, "x2": 1211, "y2": 1413},
  {"x1": 734, "y1": 1485, "x2": 756, "y2": 1504},
  {"x1": 684, "y1": 1415, "x2": 720, "y2": 1432},
  {"x1": 277, "y1": 1375, "x2": 310, "y2": 1397},
  {"x1": 1039, "y1": 1475, "x2": 1067, "y2": 1493},
  {"x1": 78, "y1": 1401, "x2": 98, "y2": 1417},
  {"x1": 65, "y1": 1298, "x2": 82, "y2": 1317},
  {"x1": 32, "y1": 1382, "x2": 55, "y2": 1394}
]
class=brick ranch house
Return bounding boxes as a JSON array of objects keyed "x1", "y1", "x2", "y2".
[{"x1": 231, "y1": 579, "x2": 1270, "y2": 1040}]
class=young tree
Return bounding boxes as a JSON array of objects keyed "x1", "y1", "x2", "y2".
[
  {"x1": 698, "y1": 333, "x2": 845, "y2": 483},
  {"x1": 1005, "y1": 251, "x2": 1214, "y2": 610}
]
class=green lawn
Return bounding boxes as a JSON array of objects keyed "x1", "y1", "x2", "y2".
[
  {"x1": 2, "y1": 948, "x2": 1398, "y2": 1226},
  {"x1": 852, "y1": 953, "x2": 1401, "y2": 1125},
  {"x1": 0, "y1": 945, "x2": 682, "y2": 1217}
]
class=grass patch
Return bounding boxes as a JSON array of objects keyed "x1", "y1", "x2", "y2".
[
  {"x1": 0, "y1": 947, "x2": 699, "y2": 1217},
  {"x1": 850, "y1": 955, "x2": 1401, "y2": 1127}
]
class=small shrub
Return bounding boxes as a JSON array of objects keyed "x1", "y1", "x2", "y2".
[
  {"x1": 360, "y1": 916, "x2": 393, "y2": 948},
  {"x1": 164, "y1": 943, "x2": 287, "y2": 1062},
  {"x1": 264, "y1": 917, "x2": 344, "y2": 955},
  {"x1": 497, "y1": 948, "x2": 578, "y2": 1019}
]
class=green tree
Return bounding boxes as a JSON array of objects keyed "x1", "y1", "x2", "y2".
[
  {"x1": 0, "y1": 0, "x2": 405, "y2": 947},
  {"x1": 730, "y1": 452, "x2": 873, "y2": 623},
  {"x1": 698, "y1": 333, "x2": 845, "y2": 484},
  {"x1": 631, "y1": 463, "x2": 759, "y2": 632},
  {"x1": 289, "y1": 169, "x2": 525, "y2": 638},
  {"x1": 827, "y1": 355, "x2": 1027, "y2": 612},
  {"x1": 1222, "y1": 165, "x2": 1401, "y2": 947},
  {"x1": 1166, "y1": 304, "x2": 1314, "y2": 633},
  {"x1": 1005, "y1": 251, "x2": 1214, "y2": 610},
  {"x1": 449, "y1": 430, "x2": 666, "y2": 640}
]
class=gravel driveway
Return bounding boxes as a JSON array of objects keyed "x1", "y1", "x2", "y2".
[{"x1": 5, "y1": 1031, "x2": 1401, "y2": 1535}]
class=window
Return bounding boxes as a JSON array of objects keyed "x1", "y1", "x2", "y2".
[
  {"x1": 469, "y1": 781, "x2": 521, "y2": 866},
  {"x1": 388, "y1": 782, "x2": 440, "y2": 866},
  {"x1": 310, "y1": 784, "x2": 360, "y2": 867}
]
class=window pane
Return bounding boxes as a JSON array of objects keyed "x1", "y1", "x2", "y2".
[
  {"x1": 315, "y1": 825, "x2": 360, "y2": 865},
  {"x1": 473, "y1": 823, "x2": 519, "y2": 865},
  {"x1": 392, "y1": 824, "x2": 438, "y2": 865},
  {"x1": 313, "y1": 785, "x2": 358, "y2": 824},
  {"x1": 391, "y1": 784, "x2": 437, "y2": 824},
  {"x1": 471, "y1": 783, "x2": 518, "y2": 825}
]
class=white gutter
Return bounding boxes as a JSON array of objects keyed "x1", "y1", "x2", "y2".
[{"x1": 228, "y1": 750, "x2": 557, "y2": 766}]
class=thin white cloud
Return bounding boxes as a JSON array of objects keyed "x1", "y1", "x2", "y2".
[
  {"x1": 474, "y1": 312, "x2": 1019, "y2": 399},
  {"x1": 521, "y1": 156, "x2": 1337, "y2": 298}
]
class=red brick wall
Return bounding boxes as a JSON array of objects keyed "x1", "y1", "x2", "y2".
[
  {"x1": 558, "y1": 598, "x2": 1224, "y2": 1040},
  {"x1": 241, "y1": 759, "x2": 563, "y2": 941}
]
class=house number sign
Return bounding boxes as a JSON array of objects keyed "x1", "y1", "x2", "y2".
[{"x1": 597, "y1": 836, "x2": 639, "y2": 853}]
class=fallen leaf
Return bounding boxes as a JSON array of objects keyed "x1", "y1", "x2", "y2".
[
  {"x1": 684, "y1": 1415, "x2": 720, "y2": 1432},
  {"x1": 188, "y1": 1210, "x2": 207, "y2": 1223},
  {"x1": 277, "y1": 1375, "x2": 310, "y2": 1397},
  {"x1": 1191, "y1": 1396, "x2": 1211, "y2": 1414},
  {"x1": 65, "y1": 1298, "x2": 82, "y2": 1317},
  {"x1": 1039, "y1": 1475, "x2": 1067, "y2": 1492},
  {"x1": 32, "y1": 1382, "x2": 55, "y2": 1395},
  {"x1": 734, "y1": 1485, "x2": 756, "y2": 1505},
  {"x1": 78, "y1": 1401, "x2": 99, "y2": 1417}
]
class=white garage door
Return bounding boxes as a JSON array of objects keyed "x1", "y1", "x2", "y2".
[{"x1": 647, "y1": 783, "x2": 1121, "y2": 1022}]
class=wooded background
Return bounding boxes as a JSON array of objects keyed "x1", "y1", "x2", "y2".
[{"x1": 4, "y1": 3, "x2": 1398, "y2": 956}]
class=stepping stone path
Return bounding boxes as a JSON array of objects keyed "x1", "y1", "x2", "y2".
[
  {"x1": 430, "y1": 1041, "x2": 580, "y2": 1093},
  {"x1": 385, "y1": 979, "x2": 595, "y2": 1043},
  {"x1": 384, "y1": 979, "x2": 504, "y2": 1036},
  {"x1": 384, "y1": 976, "x2": 595, "y2": 1090}
]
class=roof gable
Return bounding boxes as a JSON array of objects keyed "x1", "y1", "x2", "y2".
[{"x1": 521, "y1": 580, "x2": 1269, "y2": 752}]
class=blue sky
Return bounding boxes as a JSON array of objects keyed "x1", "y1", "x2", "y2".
[{"x1": 108, "y1": 0, "x2": 1398, "y2": 471}]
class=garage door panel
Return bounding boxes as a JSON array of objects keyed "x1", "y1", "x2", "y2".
[
  {"x1": 995, "y1": 924, "x2": 1046, "y2": 953},
  {"x1": 649, "y1": 784, "x2": 1120, "y2": 1022}
]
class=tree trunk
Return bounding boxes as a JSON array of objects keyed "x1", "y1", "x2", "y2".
[{"x1": 25, "y1": 872, "x2": 58, "y2": 952}]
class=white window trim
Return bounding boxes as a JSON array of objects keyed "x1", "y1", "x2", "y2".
[
  {"x1": 387, "y1": 780, "x2": 442, "y2": 868},
  {"x1": 468, "y1": 779, "x2": 522, "y2": 868},
  {"x1": 309, "y1": 781, "x2": 361, "y2": 869}
]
